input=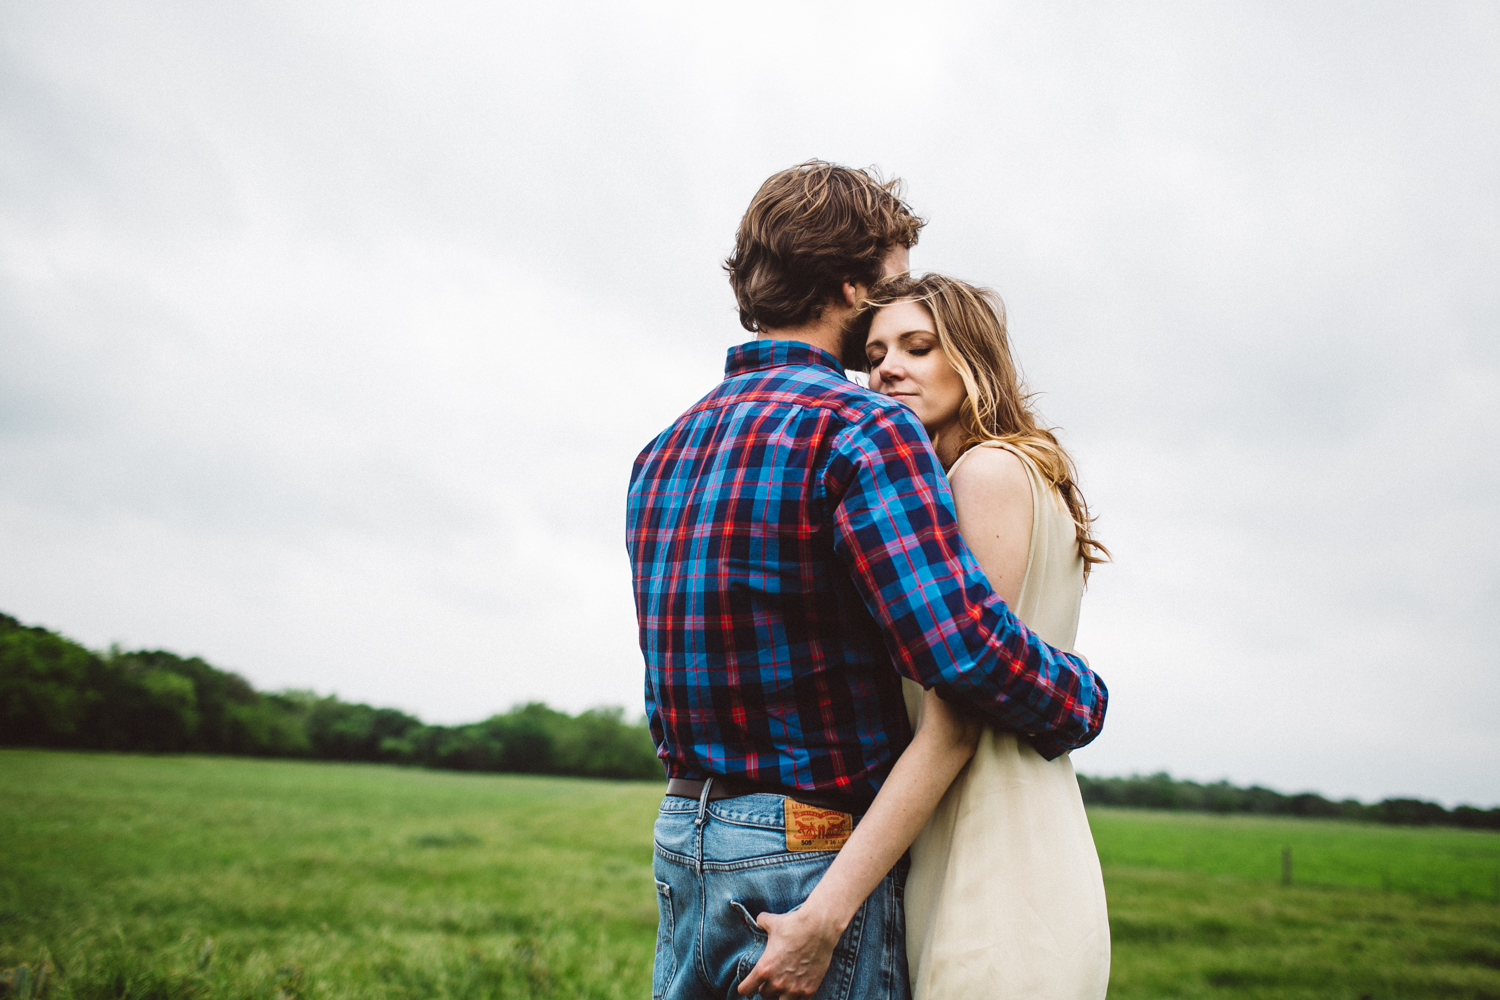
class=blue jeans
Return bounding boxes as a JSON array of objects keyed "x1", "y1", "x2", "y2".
[{"x1": 652, "y1": 789, "x2": 910, "y2": 1000}]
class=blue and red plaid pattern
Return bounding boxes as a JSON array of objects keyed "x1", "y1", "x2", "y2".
[{"x1": 627, "y1": 339, "x2": 1106, "y2": 804}]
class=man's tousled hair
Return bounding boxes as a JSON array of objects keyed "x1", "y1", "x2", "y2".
[{"x1": 725, "y1": 160, "x2": 923, "y2": 332}]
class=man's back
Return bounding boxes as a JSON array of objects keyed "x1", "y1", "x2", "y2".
[
  {"x1": 630, "y1": 339, "x2": 916, "y2": 803},
  {"x1": 628, "y1": 339, "x2": 1106, "y2": 806}
]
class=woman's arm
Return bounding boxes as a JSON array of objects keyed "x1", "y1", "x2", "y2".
[
  {"x1": 948, "y1": 445, "x2": 1033, "y2": 608},
  {"x1": 737, "y1": 689, "x2": 979, "y2": 1000},
  {"x1": 738, "y1": 446, "x2": 1036, "y2": 1000}
]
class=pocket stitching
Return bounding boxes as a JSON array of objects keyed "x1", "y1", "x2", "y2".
[
  {"x1": 824, "y1": 890, "x2": 870, "y2": 1000},
  {"x1": 652, "y1": 879, "x2": 676, "y2": 1000}
]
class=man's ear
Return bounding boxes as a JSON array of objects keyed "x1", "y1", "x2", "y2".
[{"x1": 842, "y1": 281, "x2": 859, "y2": 308}]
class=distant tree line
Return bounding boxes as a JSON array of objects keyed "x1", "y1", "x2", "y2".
[
  {"x1": 1077, "y1": 771, "x2": 1500, "y2": 831},
  {"x1": 3, "y1": 610, "x2": 1496, "y2": 829},
  {"x1": 0, "y1": 611, "x2": 662, "y2": 780}
]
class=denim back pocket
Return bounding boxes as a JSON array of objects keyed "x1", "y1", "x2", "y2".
[
  {"x1": 653, "y1": 880, "x2": 676, "y2": 999},
  {"x1": 729, "y1": 899, "x2": 766, "y2": 939}
]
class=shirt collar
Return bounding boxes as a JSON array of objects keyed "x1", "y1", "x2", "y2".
[{"x1": 724, "y1": 339, "x2": 846, "y2": 379}]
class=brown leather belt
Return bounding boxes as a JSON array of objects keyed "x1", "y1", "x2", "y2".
[{"x1": 666, "y1": 776, "x2": 867, "y2": 815}]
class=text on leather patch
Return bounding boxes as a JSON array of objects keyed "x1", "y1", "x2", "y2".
[{"x1": 784, "y1": 800, "x2": 853, "y2": 851}]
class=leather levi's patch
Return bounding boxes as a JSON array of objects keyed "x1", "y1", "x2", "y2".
[{"x1": 784, "y1": 800, "x2": 853, "y2": 852}]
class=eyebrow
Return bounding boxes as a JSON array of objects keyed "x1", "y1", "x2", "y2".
[
  {"x1": 868, "y1": 328, "x2": 935, "y2": 344},
  {"x1": 867, "y1": 326, "x2": 937, "y2": 350}
]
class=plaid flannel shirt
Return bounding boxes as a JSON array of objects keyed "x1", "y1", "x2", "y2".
[{"x1": 627, "y1": 339, "x2": 1106, "y2": 804}]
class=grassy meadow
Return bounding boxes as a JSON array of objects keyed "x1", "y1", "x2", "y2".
[{"x1": 1, "y1": 750, "x2": 1498, "y2": 999}]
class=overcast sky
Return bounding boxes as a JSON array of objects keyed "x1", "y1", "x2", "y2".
[{"x1": 3, "y1": 1, "x2": 1496, "y2": 805}]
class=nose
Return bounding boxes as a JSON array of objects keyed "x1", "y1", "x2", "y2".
[{"x1": 875, "y1": 356, "x2": 904, "y2": 385}]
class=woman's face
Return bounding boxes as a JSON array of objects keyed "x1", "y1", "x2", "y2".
[{"x1": 866, "y1": 299, "x2": 967, "y2": 442}]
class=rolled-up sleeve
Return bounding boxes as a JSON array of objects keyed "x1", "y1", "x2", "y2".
[{"x1": 825, "y1": 404, "x2": 1108, "y2": 758}]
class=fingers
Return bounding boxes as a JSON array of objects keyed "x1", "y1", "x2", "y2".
[
  {"x1": 738, "y1": 963, "x2": 790, "y2": 1000},
  {"x1": 737, "y1": 950, "x2": 814, "y2": 999},
  {"x1": 741, "y1": 913, "x2": 794, "y2": 999},
  {"x1": 738, "y1": 910, "x2": 833, "y2": 1000},
  {"x1": 738, "y1": 961, "x2": 766, "y2": 997},
  {"x1": 740, "y1": 913, "x2": 779, "y2": 998}
]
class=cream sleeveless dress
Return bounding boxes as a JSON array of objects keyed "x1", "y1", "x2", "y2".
[{"x1": 901, "y1": 441, "x2": 1110, "y2": 999}]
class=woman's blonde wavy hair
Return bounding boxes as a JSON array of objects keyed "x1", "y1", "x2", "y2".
[{"x1": 844, "y1": 273, "x2": 1110, "y2": 577}]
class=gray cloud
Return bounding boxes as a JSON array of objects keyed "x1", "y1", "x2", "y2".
[{"x1": 2, "y1": 0, "x2": 1496, "y2": 803}]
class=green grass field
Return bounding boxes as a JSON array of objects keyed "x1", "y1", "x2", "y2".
[
  {"x1": 2, "y1": 750, "x2": 1498, "y2": 999},
  {"x1": 1090, "y1": 808, "x2": 1500, "y2": 901}
]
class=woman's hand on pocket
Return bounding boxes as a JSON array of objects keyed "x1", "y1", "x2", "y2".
[{"x1": 737, "y1": 906, "x2": 843, "y2": 999}]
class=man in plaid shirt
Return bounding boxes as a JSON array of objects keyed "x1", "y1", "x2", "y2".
[{"x1": 629, "y1": 162, "x2": 1107, "y2": 1000}]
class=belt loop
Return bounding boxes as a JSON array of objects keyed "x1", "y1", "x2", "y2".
[
  {"x1": 692, "y1": 777, "x2": 711, "y2": 873},
  {"x1": 694, "y1": 776, "x2": 714, "y2": 826}
]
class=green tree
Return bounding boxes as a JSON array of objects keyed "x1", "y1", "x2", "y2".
[{"x1": 0, "y1": 614, "x2": 98, "y2": 744}]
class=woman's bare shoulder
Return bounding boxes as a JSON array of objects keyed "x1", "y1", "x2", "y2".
[
  {"x1": 947, "y1": 446, "x2": 1033, "y2": 604},
  {"x1": 948, "y1": 445, "x2": 1030, "y2": 505}
]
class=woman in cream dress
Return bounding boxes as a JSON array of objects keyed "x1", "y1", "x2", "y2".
[
  {"x1": 894, "y1": 425, "x2": 1110, "y2": 998},
  {"x1": 736, "y1": 273, "x2": 1110, "y2": 1000}
]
